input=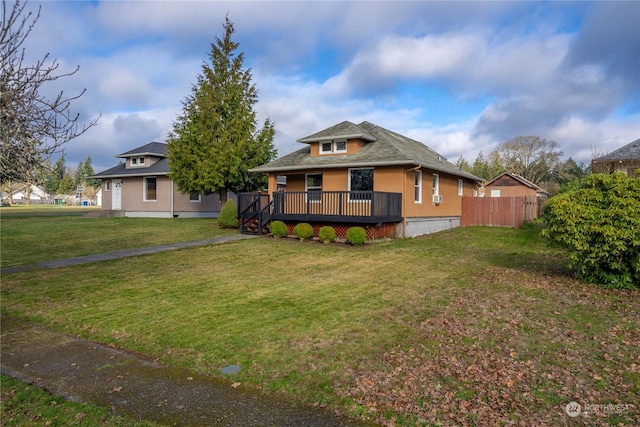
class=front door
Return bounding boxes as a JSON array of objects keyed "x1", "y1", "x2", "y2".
[{"x1": 112, "y1": 179, "x2": 122, "y2": 210}]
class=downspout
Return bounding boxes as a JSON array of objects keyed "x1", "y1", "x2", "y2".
[
  {"x1": 403, "y1": 165, "x2": 422, "y2": 238},
  {"x1": 170, "y1": 179, "x2": 174, "y2": 218}
]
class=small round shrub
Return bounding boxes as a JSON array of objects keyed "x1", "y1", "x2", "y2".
[
  {"x1": 346, "y1": 226, "x2": 367, "y2": 245},
  {"x1": 318, "y1": 226, "x2": 336, "y2": 244},
  {"x1": 293, "y1": 223, "x2": 314, "y2": 241},
  {"x1": 217, "y1": 199, "x2": 238, "y2": 229},
  {"x1": 269, "y1": 220, "x2": 288, "y2": 238}
]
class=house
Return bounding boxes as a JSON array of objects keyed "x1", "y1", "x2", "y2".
[
  {"x1": 591, "y1": 138, "x2": 640, "y2": 176},
  {"x1": 11, "y1": 184, "x2": 50, "y2": 204},
  {"x1": 483, "y1": 172, "x2": 550, "y2": 200},
  {"x1": 90, "y1": 142, "x2": 223, "y2": 218},
  {"x1": 245, "y1": 121, "x2": 482, "y2": 238}
]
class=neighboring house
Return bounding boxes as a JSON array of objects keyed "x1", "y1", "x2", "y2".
[
  {"x1": 90, "y1": 142, "x2": 223, "y2": 218},
  {"x1": 246, "y1": 121, "x2": 482, "y2": 238},
  {"x1": 591, "y1": 138, "x2": 640, "y2": 176},
  {"x1": 484, "y1": 172, "x2": 550, "y2": 200},
  {"x1": 11, "y1": 184, "x2": 50, "y2": 204}
]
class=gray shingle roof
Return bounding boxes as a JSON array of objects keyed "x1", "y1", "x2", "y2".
[
  {"x1": 116, "y1": 142, "x2": 167, "y2": 158},
  {"x1": 592, "y1": 138, "x2": 640, "y2": 162},
  {"x1": 251, "y1": 121, "x2": 481, "y2": 181}
]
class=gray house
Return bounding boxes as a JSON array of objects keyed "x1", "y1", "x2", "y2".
[{"x1": 591, "y1": 138, "x2": 640, "y2": 176}]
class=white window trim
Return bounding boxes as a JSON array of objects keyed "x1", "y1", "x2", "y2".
[
  {"x1": 143, "y1": 176, "x2": 157, "y2": 202},
  {"x1": 432, "y1": 173, "x2": 440, "y2": 196},
  {"x1": 305, "y1": 173, "x2": 322, "y2": 203},
  {"x1": 105, "y1": 181, "x2": 110, "y2": 192},
  {"x1": 414, "y1": 170, "x2": 422, "y2": 203},
  {"x1": 189, "y1": 193, "x2": 201, "y2": 203},
  {"x1": 458, "y1": 179, "x2": 464, "y2": 196},
  {"x1": 319, "y1": 140, "x2": 347, "y2": 154},
  {"x1": 130, "y1": 156, "x2": 146, "y2": 167}
]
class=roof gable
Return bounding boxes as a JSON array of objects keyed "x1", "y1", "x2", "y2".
[
  {"x1": 116, "y1": 142, "x2": 167, "y2": 158},
  {"x1": 252, "y1": 121, "x2": 481, "y2": 181},
  {"x1": 485, "y1": 172, "x2": 549, "y2": 194}
]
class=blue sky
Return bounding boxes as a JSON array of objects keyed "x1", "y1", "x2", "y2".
[{"x1": 21, "y1": 1, "x2": 640, "y2": 172}]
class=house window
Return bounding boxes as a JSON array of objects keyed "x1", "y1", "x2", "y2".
[
  {"x1": 334, "y1": 140, "x2": 347, "y2": 153},
  {"x1": 306, "y1": 174, "x2": 322, "y2": 202},
  {"x1": 319, "y1": 140, "x2": 347, "y2": 154},
  {"x1": 414, "y1": 170, "x2": 422, "y2": 203},
  {"x1": 458, "y1": 179, "x2": 464, "y2": 196},
  {"x1": 138, "y1": 156, "x2": 145, "y2": 165},
  {"x1": 432, "y1": 174, "x2": 440, "y2": 195},
  {"x1": 131, "y1": 157, "x2": 137, "y2": 166},
  {"x1": 189, "y1": 193, "x2": 201, "y2": 202},
  {"x1": 144, "y1": 177, "x2": 157, "y2": 201},
  {"x1": 105, "y1": 181, "x2": 110, "y2": 191},
  {"x1": 491, "y1": 189, "x2": 501, "y2": 197},
  {"x1": 349, "y1": 168, "x2": 373, "y2": 201}
]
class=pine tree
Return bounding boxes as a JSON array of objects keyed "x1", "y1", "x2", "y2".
[
  {"x1": 167, "y1": 16, "x2": 276, "y2": 203},
  {"x1": 43, "y1": 155, "x2": 65, "y2": 194}
]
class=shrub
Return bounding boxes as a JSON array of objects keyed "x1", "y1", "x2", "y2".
[
  {"x1": 346, "y1": 226, "x2": 367, "y2": 246},
  {"x1": 269, "y1": 220, "x2": 288, "y2": 238},
  {"x1": 293, "y1": 223, "x2": 314, "y2": 241},
  {"x1": 542, "y1": 173, "x2": 640, "y2": 289},
  {"x1": 318, "y1": 226, "x2": 336, "y2": 244},
  {"x1": 217, "y1": 199, "x2": 238, "y2": 229}
]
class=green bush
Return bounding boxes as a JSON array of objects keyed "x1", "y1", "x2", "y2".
[
  {"x1": 346, "y1": 226, "x2": 367, "y2": 246},
  {"x1": 318, "y1": 226, "x2": 336, "y2": 244},
  {"x1": 217, "y1": 199, "x2": 238, "y2": 229},
  {"x1": 542, "y1": 173, "x2": 640, "y2": 289},
  {"x1": 269, "y1": 220, "x2": 288, "y2": 238},
  {"x1": 293, "y1": 223, "x2": 314, "y2": 241}
]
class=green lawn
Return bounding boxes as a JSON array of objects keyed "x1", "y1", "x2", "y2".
[{"x1": 1, "y1": 216, "x2": 638, "y2": 426}]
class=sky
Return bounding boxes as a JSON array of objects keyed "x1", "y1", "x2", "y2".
[{"x1": 17, "y1": 0, "x2": 640, "y2": 173}]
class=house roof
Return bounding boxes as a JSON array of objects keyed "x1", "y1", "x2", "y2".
[
  {"x1": 485, "y1": 172, "x2": 550, "y2": 194},
  {"x1": 251, "y1": 121, "x2": 481, "y2": 181},
  {"x1": 91, "y1": 158, "x2": 170, "y2": 179},
  {"x1": 592, "y1": 138, "x2": 640, "y2": 162},
  {"x1": 116, "y1": 142, "x2": 167, "y2": 158}
]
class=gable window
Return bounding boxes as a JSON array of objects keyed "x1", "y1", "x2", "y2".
[
  {"x1": 414, "y1": 170, "x2": 422, "y2": 203},
  {"x1": 319, "y1": 140, "x2": 347, "y2": 154},
  {"x1": 144, "y1": 177, "x2": 157, "y2": 201},
  {"x1": 306, "y1": 173, "x2": 322, "y2": 202},
  {"x1": 189, "y1": 193, "x2": 201, "y2": 202},
  {"x1": 131, "y1": 157, "x2": 137, "y2": 166},
  {"x1": 432, "y1": 173, "x2": 440, "y2": 196},
  {"x1": 138, "y1": 156, "x2": 145, "y2": 165},
  {"x1": 458, "y1": 179, "x2": 464, "y2": 196},
  {"x1": 349, "y1": 168, "x2": 373, "y2": 201}
]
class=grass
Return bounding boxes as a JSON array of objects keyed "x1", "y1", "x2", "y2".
[
  {"x1": 0, "y1": 209, "x2": 235, "y2": 267},
  {"x1": 1, "y1": 215, "x2": 638, "y2": 426},
  {"x1": 0, "y1": 374, "x2": 158, "y2": 426}
]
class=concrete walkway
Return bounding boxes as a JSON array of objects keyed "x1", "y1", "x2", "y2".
[
  {"x1": 1, "y1": 235, "x2": 374, "y2": 426},
  {"x1": 1, "y1": 234, "x2": 257, "y2": 274}
]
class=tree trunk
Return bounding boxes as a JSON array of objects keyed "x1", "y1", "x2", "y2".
[{"x1": 219, "y1": 189, "x2": 228, "y2": 205}]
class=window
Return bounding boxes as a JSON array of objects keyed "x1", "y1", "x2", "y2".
[
  {"x1": 138, "y1": 156, "x2": 145, "y2": 165},
  {"x1": 414, "y1": 170, "x2": 422, "y2": 203},
  {"x1": 306, "y1": 174, "x2": 322, "y2": 202},
  {"x1": 320, "y1": 142, "x2": 333, "y2": 154},
  {"x1": 189, "y1": 193, "x2": 201, "y2": 202},
  {"x1": 105, "y1": 181, "x2": 110, "y2": 191},
  {"x1": 131, "y1": 157, "x2": 137, "y2": 166},
  {"x1": 491, "y1": 189, "x2": 501, "y2": 198},
  {"x1": 319, "y1": 140, "x2": 347, "y2": 154},
  {"x1": 458, "y1": 179, "x2": 464, "y2": 196},
  {"x1": 349, "y1": 168, "x2": 373, "y2": 201},
  {"x1": 144, "y1": 177, "x2": 157, "y2": 201},
  {"x1": 432, "y1": 174, "x2": 440, "y2": 196}
]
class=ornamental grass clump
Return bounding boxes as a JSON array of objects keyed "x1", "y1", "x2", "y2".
[
  {"x1": 293, "y1": 223, "x2": 314, "y2": 241},
  {"x1": 318, "y1": 226, "x2": 337, "y2": 244},
  {"x1": 346, "y1": 226, "x2": 367, "y2": 246},
  {"x1": 269, "y1": 220, "x2": 287, "y2": 238}
]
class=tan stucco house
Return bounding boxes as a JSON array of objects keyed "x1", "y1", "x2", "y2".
[
  {"x1": 91, "y1": 142, "x2": 222, "y2": 218},
  {"x1": 245, "y1": 121, "x2": 482, "y2": 238}
]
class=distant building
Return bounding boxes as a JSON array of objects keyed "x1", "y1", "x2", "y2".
[
  {"x1": 11, "y1": 184, "x2": 51, "y2": 204},
  {"x1": 591, "y1": 138, "x2": 640, "y2": 176}
]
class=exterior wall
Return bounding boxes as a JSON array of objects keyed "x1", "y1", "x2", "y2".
[
  {"x1": 125, "y1": 154, "x2": 162, "y2": 169},
  {"x1": 400, "y1": 216, "x2": 461, "y2": 238},
  {"x1": 485, "y1": 184, "x2": 537, "y2": 198},
  {"x1": 101, "y1": 180, "x2": 112, "y2": 210}
]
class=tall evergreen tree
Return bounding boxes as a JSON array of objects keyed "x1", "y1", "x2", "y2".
[
  {"x1": 43, "y1": 155, "x2": 65, "y2": 194},
  {"x1": 167, "y1": 16, "x2": 276, "y2": 203}
]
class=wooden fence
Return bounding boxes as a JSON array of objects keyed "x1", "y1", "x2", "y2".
[{"x1": 461, "y1": 196, "x2": 541, "y2": 227}]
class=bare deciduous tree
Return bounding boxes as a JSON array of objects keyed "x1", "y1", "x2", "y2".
[
  {"x1": 1, "y1": 0, "x2": 99, "y2": 201},
  {"x1": 492, "y1": 136, "x2": 563, "y2": 184}
]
